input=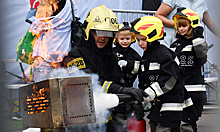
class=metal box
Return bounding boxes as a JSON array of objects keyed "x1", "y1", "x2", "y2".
[{"x1": 19, "y1": 76, "x2": 96, "y2": 128}]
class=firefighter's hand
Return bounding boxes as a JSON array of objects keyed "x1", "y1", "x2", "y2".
[
  {"x1": 118, "y1": 60, "x2": 127, "y2": 67},
  {"x1": 127, "y1": 101, "x2": 144, "y2": 121},
  {"x1": 25, "y1": 8, "x2": 37, "y2": 24},
  {"x1": 117, "y1": 87, "x2": 148, "y2": 103},
  {"x1": 144, "y1": 87, "x2": 156, "y2": 102}
]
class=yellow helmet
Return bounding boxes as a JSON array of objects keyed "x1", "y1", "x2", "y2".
[
  {"x1": 114, "y1": 22, "x2": 136, "y2": 44},
  {"x1": 130, "y1": 16, "x2": 164, "y2": 42},
  {"x1": 83, "y1": 5, "x2": 118, "y2": 40},
  {"x1": 173, "y1": 7, "x2": 200, "y2": 29}
]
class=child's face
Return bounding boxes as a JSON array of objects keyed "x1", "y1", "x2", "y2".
[
  {"x1": 118, "y1": 33, "x2": 132, "y2": 48},
  {"x1": 177, "y1": 18, "x2": 191, "y2": 36},
  {"x1": 136, "y1": 34, "x2": 148, "y2": 51}
]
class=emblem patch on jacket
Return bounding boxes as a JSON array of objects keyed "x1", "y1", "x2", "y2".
[{"x1": 149, "y1": 62, "x2": 160, "y2": 70}]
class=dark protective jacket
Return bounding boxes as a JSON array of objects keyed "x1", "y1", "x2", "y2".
[
  {"x1": 62, "y1": 33, "x2": 123, "y2": 94},
  {"x1": 138, "y1": 41, "x2": 187, "y2": 122},
  {"x1": 113, "y1": 43, "x2": 141, "y2": 87},
  {"x1": 170, "y1": 26, "x2": 207, "y2": 101}
]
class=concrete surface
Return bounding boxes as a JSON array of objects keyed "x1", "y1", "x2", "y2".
[{"x1": 10, "y1": 104, "x2": 220, "y2": 132}]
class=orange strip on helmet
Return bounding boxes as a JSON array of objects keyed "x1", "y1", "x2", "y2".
[{"x1": 137, "y1": 24, "x2": 154, "y2": 31}]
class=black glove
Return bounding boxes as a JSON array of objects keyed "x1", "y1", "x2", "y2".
[
  {"x1": 117, "y1": 87, "x2": 148, "y2": 103},
  {"x1": 126, "y1": 101, "x2": 144, "y2": 121}
]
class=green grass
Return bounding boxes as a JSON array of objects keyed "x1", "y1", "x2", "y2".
[{"x1": 1, "y1": 116, "x2": 25, "y2": 132}]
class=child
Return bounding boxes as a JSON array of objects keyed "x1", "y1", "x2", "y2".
[
  {"x1": 113, "y1": 22, "x2": 141, "y2": 87},
  {"x1": 131, "y1": 16, "x2": 191, "y2": 132},
  {"x1": 170, "y1": 7, "x2": 208, "y2": 132}
]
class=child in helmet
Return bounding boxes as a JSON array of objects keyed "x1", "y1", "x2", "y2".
[
  {"x1": 170, "y1": 7, "x2": 208, "y2": 132},
  {"x1": 113, "y1": 22, "x2": 141, "y2": 87},
  {"x1": 131, "y1": 16, "x2": 190, "y2": 132}
]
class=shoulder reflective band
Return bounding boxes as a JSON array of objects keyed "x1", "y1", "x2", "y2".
[
  {"x1": 102, "y1": 81, "x2": 113, "y2": 93},
  {"x1": 160, "y1": 103, "x2": 183, "y2": 112},
  {"x1": 131, "y1": 61, "x2": 140, "y2": 74},
  {"x1": 170, "y1": 47, "x2": 176, "y2": 52},
  {"x1": 181, "y1": 45, "x2": 192, "y2": 52},
  {"x1": 95, "y1": 30, "x2": 113, "y2": 37},
  {"x1": 185, "y1": 84, "x2": 206, "y2": 92},
  {"x1": 183, "y1": 97, "x2": 193, "y2": 108}
]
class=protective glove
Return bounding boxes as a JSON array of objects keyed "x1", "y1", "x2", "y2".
[
  {"x1": 25, "y1": 8, "x2": 37, "y2": 24},
  {"x1": 126, "y1": 101, "x2": 144, "y2": 121},
  {"x1": 192, "y1": 38, "x2": 208, "y2": 58},
  {"x1": 117, "y1": 87, "x2": 148, "y2": 103},
  {"x1": 118, "y1": 60, "x2": 127, "y2": 68},
  {"x1": 144, "y1": 87, "x2": 156, "y2": 102}
]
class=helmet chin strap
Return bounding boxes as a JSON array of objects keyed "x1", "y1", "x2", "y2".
[{"x1": 147, "y1": 41, "x2": 152, "y2": 49}]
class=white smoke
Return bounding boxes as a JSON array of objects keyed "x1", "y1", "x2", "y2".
[{"x1": 49, "y1": 67, "x2": 119, "y2": 131}]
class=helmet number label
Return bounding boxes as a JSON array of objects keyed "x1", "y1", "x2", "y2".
[{"x1": 67, "y1": 57, "x2": 86, "y2": 70}]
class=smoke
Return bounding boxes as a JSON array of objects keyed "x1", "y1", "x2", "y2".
[{"x1": 49, "y1": 67, "x2": 119, "y2": 131}]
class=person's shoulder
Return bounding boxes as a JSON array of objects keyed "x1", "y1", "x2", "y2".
[
  {"x1": 112, "y1": 46, "x2": 117, "y2": 52},
  {"x1": 163, "y1": 0, "x2": 176, "y2": 6},
  {"x1": 68, "y1": 45, "x2": 81, "y2": 57},
  {"x1": 156, "y1": 44, "x2": 174, "y2": 62},
  {"x1": 128, "y1": 47, "x2": 141, "y2": 59},
  {"x1": 170, "y1": 39, "x2": 180, "y2": 48},
  {"x1": 129, "y1": 47, "x2": 139, "y2": 54},
  {"x1": 193, "y1": 26, "x2": 204, "y2": 38}
]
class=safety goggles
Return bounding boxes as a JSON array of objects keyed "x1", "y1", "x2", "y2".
[{"x1": 92, "y1": 30, "x2": 113, "y2": 37}]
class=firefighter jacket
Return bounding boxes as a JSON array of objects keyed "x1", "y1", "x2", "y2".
[
  {"x1": 170, "y1": 26, "x2": 207, "y2": 101},
  {"x1": 62, "y1": 33, "x2": 123, "y2": 94},
  {"x1": 138, "y1": 41, "x2": 186, "y2": 122},
  {"x1": 113, "y1": 43, "x2": 141, "y2": 87}
]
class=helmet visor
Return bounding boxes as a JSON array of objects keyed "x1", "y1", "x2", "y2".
[{"x1": 95, "y1": 30, "x2": 113, "y2": 37}]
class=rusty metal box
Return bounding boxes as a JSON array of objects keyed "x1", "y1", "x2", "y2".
[{"x1": 19, "y1": 76, "x2": 96, "y2": 128}]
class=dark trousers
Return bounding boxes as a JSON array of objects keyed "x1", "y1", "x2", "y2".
[
  {"x1": 106, "y1": 116, "x2": 127, "y2": 132},
  {"x1": 150, "y1": 120, "x2": 181, "y2": 132}
]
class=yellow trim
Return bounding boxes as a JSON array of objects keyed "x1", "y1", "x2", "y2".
[
  {"x1": 67, "y1": 57, "x2": 86, "y2": 69},
  {"x1": 102, "y1": 81, "x2": 113, "y2": 93},
  {"x1": 105, "y1": 115, "x2": 112, "y2": 124}
]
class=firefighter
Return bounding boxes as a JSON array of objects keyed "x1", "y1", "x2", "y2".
[
  {"x1": 170, "y1": 7, "x2": 208, "y2": 132},
  {"x1": 62, "y1": 5, "x2": 148, "y2": 132},
  {"x1": 131, "y1": 16, "x2": 191, "y2": 132},
  {"x1": 113, "y1": 22, "x2": 141, "y2": 87}
]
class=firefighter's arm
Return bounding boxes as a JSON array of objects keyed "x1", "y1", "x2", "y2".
[
  {"x1": 144, "y1": 77, "x2": 177, "y2": 102},
  {"x1": 125, "y1": 60, "x2": 140, "y2": 75},
  {"x1": 101, "y1": 80, "x2": 148, "y2": 103},
  {"x1": 144, "y1": 54, "x2": 178, "y2": 102}
]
